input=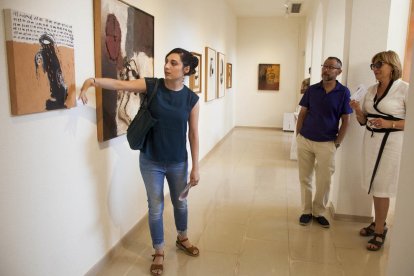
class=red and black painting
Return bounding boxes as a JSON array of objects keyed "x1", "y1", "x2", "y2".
[{"x1": 94, "y1": 0, "x2": 154, "y2": 142}]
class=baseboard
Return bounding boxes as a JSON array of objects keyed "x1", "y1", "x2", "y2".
[
  {"x1": 85, "y1": 214, "x2": 149, "y2": 275},
  {"x1": 329, "y1": 202, "x2": 373, "y2": 223},
  {"x1": 234, "y1": 125, "x2": 282, "y2": 131}
]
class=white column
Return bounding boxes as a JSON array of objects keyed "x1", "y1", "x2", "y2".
[
  {"x1": 387, "y1": 22, "x2": 414, "y2": 276},
  {"x1": 387, "y1": 0, "x2": 414, "y2": 271},
  {"x1": 330, "y1": 0, "x2": 393, "y2": 219}
]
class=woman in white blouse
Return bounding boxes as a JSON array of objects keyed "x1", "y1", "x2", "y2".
[{"x1": 350, "y1": 50, "x2": 408, "y2": 251}]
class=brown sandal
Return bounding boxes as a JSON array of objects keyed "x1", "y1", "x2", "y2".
[
  {"x1": 176, "y1": 237, "x2": 200, "y2": 257},
  {"x1": 150, "y1": 253, "x2": 164, "y2": 276},
  {"x1": 360, "y1": 222, "x2": 387, "y2": 237},
  {"x1": 367, "y1": 233, "x2": 386, "y2": 251}
]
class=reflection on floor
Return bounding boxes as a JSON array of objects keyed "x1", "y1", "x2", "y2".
[{"x1": 89, "y1": 128, "x2": 393, "y2": 276}]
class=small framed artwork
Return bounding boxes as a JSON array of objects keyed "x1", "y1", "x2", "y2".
[
  {"x1": 4, "y1": 9, "x2": 76, "y2": 115},
  {"x1": 189, "y1": 52, "x2": 202, "y2": 93},
  {"x1": 258, "y1": 64, "x2": 280, "y2": 91},
  {"x1": 226, "y1": 63, "x2": 232, "y2": 88},
  {"x1": 205, "y1": 47, "x2": 217, "y2": 102},
  {"x1": 217, "y1": 52, "x2": 225, "y2": 98}
]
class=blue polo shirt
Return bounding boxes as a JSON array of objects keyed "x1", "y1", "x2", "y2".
[
  {"x1": 299, "y1": 80, "x2": 352, "y2": 142},
  {"x1": 141, "y1": 78, "x2": 199, "y2": 163}
]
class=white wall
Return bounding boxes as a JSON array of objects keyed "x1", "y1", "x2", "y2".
[
  {"x1": 310, "y1": 3, "x2": 324, "y2": 85},
  {"x1": 388, "y1": 45, "x2": 414, "y2": 276},
  {"x1": 235, "y1": 16, "x2": 305, "y2": 127},
  {"x1": 331, "y1": 0, "x2": 393, "y2": 217},
  {"x1": 387, "y1": 2, "x2": 414, "y2": 274},
  {"x1": 323, "y1": 0, "x2": 346, "y2": 83},
  {"x1": 387, "y1": 0, "x2": 410, "y2": 62},
  {"x1": 0, "y1": 0, "x2": 237, "y2": 275}
]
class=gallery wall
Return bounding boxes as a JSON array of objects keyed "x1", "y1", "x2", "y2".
[
  {"x1": 235, "y1": 16, "x2": 305, "y2": 128},
  {"x1": 0, "y1": 0, "x2": 237, "y2": 275}
]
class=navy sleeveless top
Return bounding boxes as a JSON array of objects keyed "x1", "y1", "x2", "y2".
[{"x1": 141, "y1": 78, "x2": 199, "y2": 163}]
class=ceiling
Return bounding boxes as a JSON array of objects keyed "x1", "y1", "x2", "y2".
[{"x1": 225, "y1": 0, "x2": 311, "y2": 17}]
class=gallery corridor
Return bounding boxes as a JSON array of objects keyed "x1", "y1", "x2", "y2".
[{"x1": 88, "y1": 128, "x2": 391, "y2": 276}]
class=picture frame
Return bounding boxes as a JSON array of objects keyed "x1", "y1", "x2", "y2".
[
  {"x1": 226, "y1": 63, "x2": 232, "y2": 88},
  {"x1": 258, "y1": 64, "x2": 280, "y2": 91},
  {"x1": 4, "y1": 9, "x2": 76, "y2": 115},
  {"x1": 217, "y1": 52, "x2": 225, "y2": 98},
  {"x1": 93, "y1": 0, "x2": 154, "y2": 142},
  {"x1": 189, "y1": 52, "x2": 202, "y2": 93},
  {"x1": 204, "y1": 47, "x2": 217, "y2": 102}
]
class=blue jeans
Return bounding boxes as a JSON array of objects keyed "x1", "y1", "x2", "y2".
[{"x1": 139, "y1": 153, "x2": 188, "y2": 250}]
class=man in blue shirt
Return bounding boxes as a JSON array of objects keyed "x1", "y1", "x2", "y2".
[{"x1": 296, "y1": 57, "x2": 352, "y2": 228}]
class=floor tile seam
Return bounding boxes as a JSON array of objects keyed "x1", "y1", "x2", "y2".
[
  {"x1": 195, "y1": 204, "x2": 218, "y2": 245},
  {"x1": 288, "y1": 237, "x2": 337, "y2": 248},
  {"x1": 289, "y1": 259, "x2": 346, "y2": 271},
  {"x1": 233, "y1": 199, "x2": 257, "y2": 276},
  {"x1": 123, "y1": 258, "x2": 138, "y2": 276},
  {"x1": 329, "y1": 237, "x2": 351, "y2": 267},
  {"x1": 289, "y1": 256, "x2": 341, "y2": 266},
  {"x1": 121, "y1": 254, "x2": 140, "y2": 276},
  {"x1": 242, "y1": 185, "x2": 289, "y2": 244},
  {"x1": 242, "y1": 235, "x2": 290, "y2": 245},
  {"x1": 285, "y1": 156, "x2": 295, "y2": 276},
  {"x1": 333, "y1": 243, "x2": 379, "y2": 251},
  {"x1": 199, "y1": 246, "x2": 243, "y2": 256}
]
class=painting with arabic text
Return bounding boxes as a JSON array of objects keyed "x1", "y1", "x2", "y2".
[{"x1": 4, "y1": 9, "x2": 76, "y2": 115}]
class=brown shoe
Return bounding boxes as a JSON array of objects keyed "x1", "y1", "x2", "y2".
[
  {"x1": 176, "y1": 237, "x2": 200, "y2": 257},
  {"x1": 150, "y1": 253, "x2": 164, "y2": 276}
]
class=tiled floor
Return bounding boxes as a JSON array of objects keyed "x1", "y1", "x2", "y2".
[{"x1": 90, "y1": 128, "x2": 393, "y2": 276}]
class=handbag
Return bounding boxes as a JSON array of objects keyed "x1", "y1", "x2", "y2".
[{"x1": 126, "y1": 79, "x2": 159, "y2": 150}]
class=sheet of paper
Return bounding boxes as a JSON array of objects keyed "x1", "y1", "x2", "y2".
[
  {"x1": 350, "y1": 84, "x2": 367, "y2": 101},
  {"x1": 178, "y1": 182, "x2": 193, "y2": 201}
]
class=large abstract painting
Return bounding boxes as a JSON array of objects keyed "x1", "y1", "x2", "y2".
[
  {"x1": 94, "y1": 0, "x2": 154, "y2": 142},
  {"x1": 258, "y1": 64, "x2": 280, "y2": 91},
  {"x1": 4, "y1": 9, "x2": 76, "y2": 115}
]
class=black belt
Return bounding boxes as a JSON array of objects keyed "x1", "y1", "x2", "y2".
[{"x1": 365, "y1": 114, "x2": 402, "y2": 194}]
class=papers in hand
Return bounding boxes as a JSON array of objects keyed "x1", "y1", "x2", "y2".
[
  {"x1": 178, "y1": 182, "x2": 193, "y2": 201},
  {"x1": 350, "y1": 84, "x2": 367, "y2": 101}
]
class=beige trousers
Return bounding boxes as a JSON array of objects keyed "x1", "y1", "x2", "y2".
[{"x1": 297, "y1": 134, "x2": 336, "y2": 216}]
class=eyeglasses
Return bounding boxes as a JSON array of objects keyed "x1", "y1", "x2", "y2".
[
  {"x1": 370, "y1": 61, "x2": 386, "y2": 70},
  {"x1": 321, "y1": 65, "x2": 340, "y2": 70}
]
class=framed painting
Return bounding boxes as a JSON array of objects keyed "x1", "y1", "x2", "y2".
[
  {"x1": 93, "y1": 0, "x2": 154, "y2": 142},
  {"x1": 204, "y1": 47, "x2": 217, "y2": 102},
  {"x1": 258, "y1": 64, "x2": 280, "y2": 91},
  {"x1": 189, "y1": 52, "x2": 202, "y2": 93},
  {"x1": 226, "y1": 63, "x2": 232, "y2": 88},
  {"x1": 4, "y1": 9, "x2": 76, "y2": 115},
  {"x1": 217, "y1": 52, "x2": 225, "y2": 98}
]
